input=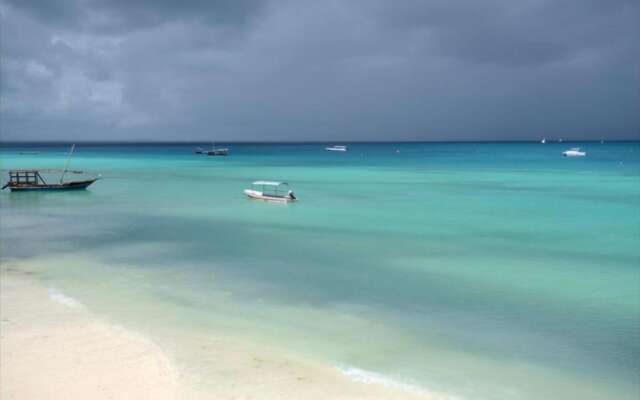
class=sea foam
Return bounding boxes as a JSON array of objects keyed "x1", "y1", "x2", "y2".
[
  {"x1": 48, "y1": 287, "x2": 83, "y2": 308},
  {"x1": 336, "y1": 366, "x2": 460, "y2": 400}
]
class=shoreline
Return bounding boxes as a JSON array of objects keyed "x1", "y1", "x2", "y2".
[
  {"x1": 1, "y1": 265, "x2": 438, "y2": 400},
  {"x1": 1, "y1": 269, "x2": 179, "y2": 400}
]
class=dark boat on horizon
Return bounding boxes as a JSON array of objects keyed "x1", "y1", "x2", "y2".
[
  {"x1": 204, "y1": 141, "x2": 229, "y2": 156},
  {"x1": 194, "y1": 142, "x2": 229, "y2": 156},
  {"x1": 206, "y1": 148, "x2": 229, "y2": 156}
]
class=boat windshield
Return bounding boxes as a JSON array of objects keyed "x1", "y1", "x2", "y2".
[{"x1": 252, "y1": 181, "x2": 290, "y2": 196}]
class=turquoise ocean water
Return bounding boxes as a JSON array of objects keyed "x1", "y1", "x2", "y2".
[{"x1": 1, "y1": 142, "x2": 639, "y2": 399}]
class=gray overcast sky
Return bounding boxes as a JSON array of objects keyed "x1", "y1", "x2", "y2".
[{"x1": 1, "y1": 0, "x2": 638, "y2": 142}]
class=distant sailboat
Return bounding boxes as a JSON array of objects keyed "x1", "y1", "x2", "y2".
[
  {"x1": 206, "y1": 141, "x2": 229, "y2": 156},
  {"x1": 541, "y1": 138, "x2": 546, "y2": 144}
]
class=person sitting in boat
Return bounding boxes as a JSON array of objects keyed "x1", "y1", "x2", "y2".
[{"x1": 288, "y1": 190, "x2": 296, "y2": 200}]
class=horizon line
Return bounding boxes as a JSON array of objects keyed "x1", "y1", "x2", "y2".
[{"x1": 1, "y1": 139, "x2": 638, "y2": 145}]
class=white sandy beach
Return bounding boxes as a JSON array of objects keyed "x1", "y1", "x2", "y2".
[{"x1": 1, "y1": 266, "x2": 437, "y2": 400}]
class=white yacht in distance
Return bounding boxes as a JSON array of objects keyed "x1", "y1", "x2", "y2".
[
  {"x1": 562, "y1": 148, "x2": 586, "y2": 157},
  {"x1": 541, "y1": 138, "x2": 546, "y2": 144},
  {"x1": 325, "y1": 145, "x2": 348, "y2": 152}
]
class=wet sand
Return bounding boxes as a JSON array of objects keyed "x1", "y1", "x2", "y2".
[{"x1": 1, "y1": 267, "x2": 437, "y2": 400}]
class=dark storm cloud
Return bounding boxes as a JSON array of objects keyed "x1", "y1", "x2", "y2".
[
  {"x1": 1, "y1": 0, "x2": 638, "y2": 141},
  {"x1": 371, "y1": 0, "x2": 639, "y2": 67},
  {"x1": 3, "y1": 0, "x2": 267, "y2": 31}
]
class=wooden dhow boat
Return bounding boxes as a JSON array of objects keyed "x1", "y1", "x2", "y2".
[{"x1": 2, "y1": 145, "x2": 100, "y2": 192}]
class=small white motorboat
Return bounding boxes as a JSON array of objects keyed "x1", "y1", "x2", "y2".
[
  {"x1": 562, "y1": 148, "x2": 586, "y2": 157},
  {"x1": 325, "y1": 145, "x2": 347, "y2": 152},
  {"x1": 244, "y1": 181, "x2": 297, "y2": 203}
]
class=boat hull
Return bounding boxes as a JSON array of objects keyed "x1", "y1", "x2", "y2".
[
  {"x1": 563, "y1": 151, "x2": 586, "y2": 157},
  {"x1": 206, "y1": 149, "x2": 229, "y2": 156},
  {"x1": 244, "y1": 189, "x2": 295, "y2": 203},
  {"x1": 6, "y1": 179, "x2": 98, "y2": 192}
]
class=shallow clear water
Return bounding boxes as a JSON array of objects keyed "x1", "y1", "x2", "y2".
[{"x1": 1, "y1": 142, "x2": 639, "y2": 399}]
